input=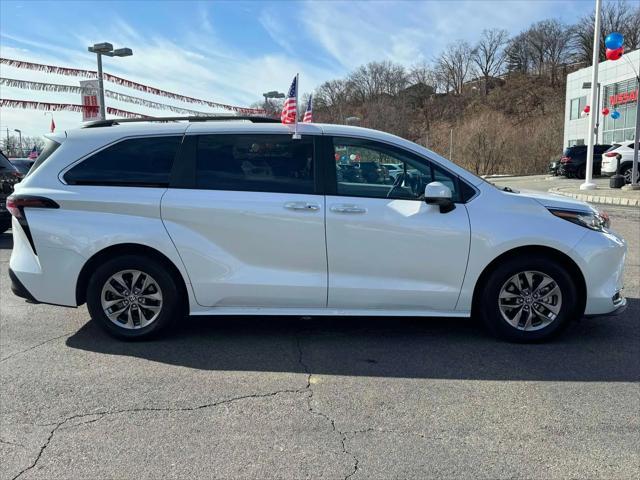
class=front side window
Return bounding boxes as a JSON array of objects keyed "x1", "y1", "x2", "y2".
[
  {"x1": 331, "y1": 137, "x2": 461, "y2": 201},
  {"x1": 195, "y1": 134, "x2": 314, "y2": 194},
  {"x1": 64, "y1": 136, "x2": 181, "y2": 186}
]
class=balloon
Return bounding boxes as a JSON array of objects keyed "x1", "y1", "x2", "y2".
[
  {"x1": 583, "y1": 105, "x2": 590, "y2": 113},
  {"x1": 334, "y1": 153, "x2": 340, "y2": 161},
  {"x1": 349, "y1": 154, "x2": 356, "y2": 161},
  {"x1": 602, "y1": 107, "x2": 610, "y2": 116},
  {"x1": 606, "y1": 47, "x2": 624, "y2": 61},
  {"x1": 605, "y1": 32, "x2": 624, "y2": 50},
  {"x1": 581, "y1": 111, "x2": 589, "y2": 118},
  {"x1": 611, "y1": 110, "x2": 621, "y2": 120}
]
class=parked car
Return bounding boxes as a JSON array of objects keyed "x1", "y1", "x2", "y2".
[
  {"x1": 359, "y1": 161, "x2": 391, "y2": 184},
  {"x1": 8, "y1": 118, "x2": 626, "y2": 343},
  {"x1": 336, "y1": 163, "x2": 364, "y2": 183},
  {"x1": 1, "y1": 151, "x2": 23, "y2": 233},
  {"x1": 9, "y1": 158, "x2": 35, "y2": 176},
  {"x1": 600, "y1": 141, "x2": 640, "y2": 184},
  {"x1": 559, "y1": 144, "x2": 611, "y2": 179}
]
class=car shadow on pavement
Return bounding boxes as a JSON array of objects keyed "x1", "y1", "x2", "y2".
[{"x1": 67, "y1": 298, "x2": 640, "y2": 382}]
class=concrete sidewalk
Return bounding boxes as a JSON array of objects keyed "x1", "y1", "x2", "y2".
[{"x1": 549, "y1": 185, "x2": 640, "y2": 207}]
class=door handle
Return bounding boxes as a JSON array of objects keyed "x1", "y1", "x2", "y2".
[
  {"x1": 330, "y1": 204, "x2": 367, "y2": 214},
  {"x1": 284, "y1": 201, "x2": 321, "y2": 211}
]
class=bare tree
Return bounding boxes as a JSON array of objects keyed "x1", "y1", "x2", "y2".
[
  {"x1": 408, "y1": 61, "x2": 440, "y2": 91},
  {"x1": 347, "y1": 61, "x2": 408, "y2": 103},
  {"x1": 314, "y1": 79, "x2": 351, "y2": 122},
  {"x1": 436, "y1": 41, "x2": 473, "y2": 95},
  {"x1": 572, "y1": 0, "x2": 640, "y2": 64},
  {"x1": 472, "y1": 28, "x2": 509, "y2": 94}
]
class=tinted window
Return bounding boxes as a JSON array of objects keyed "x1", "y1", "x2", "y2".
[
  {"x1": 65, "y1": 136, "x2": 180, "y2": 186},
  {"x1": 331, "y1": 137, "x2": 462, "y2": 202},
  {"x1": 196, "y1": 134, "x2": 314, "y2": 194}
]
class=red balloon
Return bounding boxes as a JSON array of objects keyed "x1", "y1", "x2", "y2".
[
  {"x1": 606, "y1": 47, "x2": 624, "y2": 61},
  {"x1": 602, "y1": 107, "x2": 610, "y2": 116},
  {"x1": 583, "y1": 105, "x2": 591, "y2": 113}
]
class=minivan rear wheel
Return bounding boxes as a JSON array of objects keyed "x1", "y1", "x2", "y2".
[
  {"x1": 86, "y1": 255, "x2": 180, "y2": 339},
  {"x1": 477, "y1": 257, "x2": 581, "y2": 342}
]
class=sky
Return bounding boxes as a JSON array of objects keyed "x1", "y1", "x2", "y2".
[{"x1": 0, "y1": 0, "x2": 598, "y2": 139}]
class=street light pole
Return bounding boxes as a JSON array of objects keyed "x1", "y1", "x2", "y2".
[
  {"x1": 96, "y1": 52, "x2": 106, "y2": 121},
  {"x1": 88, "y1": 43, "x2": 133, "y2": 121},
  {"x1": 581, "y1": 0, "x2": 601, "y2": 191},
  {"x1": 13, "y1": 129, "x2": 22, "y2": 157}
]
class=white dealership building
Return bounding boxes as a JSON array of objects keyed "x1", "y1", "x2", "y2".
[{"x1": 563, "y1": 48, "x2": 639, "y2": 148}]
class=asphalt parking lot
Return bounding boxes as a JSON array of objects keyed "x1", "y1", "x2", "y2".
[{"x1": 1, "y1": 189, "x2": 639, "y2": 479}]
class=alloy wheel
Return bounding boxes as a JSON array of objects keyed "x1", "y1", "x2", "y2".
[
  {"x1": 498, "y1": 270, "x2": 562, "y2": 331},
  {"x1": 100, "y1": 269, "x2": 163, "y2": 329}
]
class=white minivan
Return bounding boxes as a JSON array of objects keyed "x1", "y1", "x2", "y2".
[{"x1": 8, "y1": 117, "x2": 627, "y2": 342}]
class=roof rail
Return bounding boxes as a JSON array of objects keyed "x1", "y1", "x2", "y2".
[{"x1": 83, "y1": 115, "x2": 280, "y2": 128}]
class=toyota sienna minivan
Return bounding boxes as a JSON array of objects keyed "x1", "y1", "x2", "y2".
[{"x1": 8, "y1": 117, "x2": 627, "y2": 342}]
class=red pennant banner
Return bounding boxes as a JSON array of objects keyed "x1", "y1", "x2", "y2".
[
  {"x1": 0, "y1": 57, "x2": 265, "y2": 114},
  {"x1": 0, "y1": 98, "x2": 148, "y2": 118}
]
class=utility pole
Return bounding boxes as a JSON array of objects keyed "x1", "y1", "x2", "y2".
[
  {"x1": 449, "y1": 128, "x2": 454, "y2": 160},
  {"x1": 581, "y1": 0, "x2": 601, "y2": 190}
]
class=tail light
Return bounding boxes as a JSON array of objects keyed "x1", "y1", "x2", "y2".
[
  {"x1": 6, "y1": 195, "x2": 59, "y2": 255},
  {"x1": 7, "y1": 195, "x2": 59, "y2": 219},
  {"x1": 604, "y1": 152, "x2": 618, "y2": 157},
  {"x1": 561, "y1": 156, "x2": 572, "y2": 163}
]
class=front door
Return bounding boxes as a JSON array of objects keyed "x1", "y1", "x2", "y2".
[
  {"x1": 324, "y1": 136, "x2": 471, "y2": 312},
  {"x1": 161, "y1": 133, "x2": 327, "y2": 308}
]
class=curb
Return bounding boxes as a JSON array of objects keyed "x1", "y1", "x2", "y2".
[{"x1": 548, "y1": 188, "x2": 640, "y2": 207}]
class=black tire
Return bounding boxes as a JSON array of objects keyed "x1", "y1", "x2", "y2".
[
  {"x1": 620, "y1": 165, "x2": 635, "y2": 184},
  {"x1": 576, "y1": 166, "x2": 586, "y2": 179},
  {"x1": 477, "y1": 256, "x2": 581, "y2": 342},
  {"x1": 86, "y1": 254, "x2": 182, "y2": 340}
]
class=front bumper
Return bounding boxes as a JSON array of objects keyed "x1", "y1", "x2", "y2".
[{"x1": 571, "y1": 229, "x2": 627, "y2": 316}]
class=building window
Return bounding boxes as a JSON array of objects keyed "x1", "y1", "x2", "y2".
[
  {"x1": 569, "y1": 96, "x2": 587, "y2": 120},
  {"x1": 602, "y1": 79, "x2": 638, "y2": 145},
  {"x1": 568, "y1": 139, "x2": 585, "y2": 147}
]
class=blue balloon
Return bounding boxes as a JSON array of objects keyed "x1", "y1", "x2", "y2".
[
  {"x1": 605, "y1": 32, "x2": 624, "y2": 50},
  {"x1": 611, "y1": 110, "x2": 621, "y2": 120}
]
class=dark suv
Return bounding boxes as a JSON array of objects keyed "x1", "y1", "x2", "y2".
[
  {"x1": 1, "y1": 151, "x2": 24, "y2": 232},
  {"x1": 559, "y1": 144, "x2": 611, "y2": 179}
]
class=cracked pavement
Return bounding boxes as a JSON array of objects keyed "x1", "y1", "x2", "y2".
[{"x1": 1, "y1": 204, "x2": 639, "y2": 479}]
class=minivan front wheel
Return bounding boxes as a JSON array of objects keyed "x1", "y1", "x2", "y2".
[
  {"x1": 87, "y1": 255, "x2": 180, "y2": 339},
  {"x1": 477, "y1": 257, "x2": 580, "y2": 342}
]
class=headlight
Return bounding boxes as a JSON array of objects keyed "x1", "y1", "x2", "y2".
[{"x1": 549, "y1": 208, "x2": 610, "y2": 231}]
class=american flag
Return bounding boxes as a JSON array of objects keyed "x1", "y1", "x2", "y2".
[
  {"x1": 27, "y1": 146, "x2": 38, "y2": 160},
  {"x1": 303, "y1": 95, "x2": 313, "y2": 123},
  {"x1": 281, "y1": 75, "x2": 297, "y2": 124}
]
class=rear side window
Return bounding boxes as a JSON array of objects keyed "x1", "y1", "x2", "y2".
[
  {"x1": 25, "y1": 139, "x2": 60, "y2": 177},
  {"x1": 64, "y1": 136, "x2": 181, "y2": 187},
  {"x1": 195, "y1": 134, "x2": 314, "y2": 194}
]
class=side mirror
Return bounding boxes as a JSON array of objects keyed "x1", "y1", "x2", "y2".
[{"x1": 424, "y1": 181, "x2": 455, "y2": 213}]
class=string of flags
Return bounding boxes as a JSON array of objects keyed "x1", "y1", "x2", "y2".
[
  {"x1": 0, "y1": 57, "x2": 265, "y2": 114},
  {"x1": 0, "y1": 78, "x2": 216, "y2": 116},
  {"x1": 0, "y1": 99, "x2": 147, "y2": 119}
]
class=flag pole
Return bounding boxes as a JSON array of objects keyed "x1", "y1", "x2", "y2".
[{"x1": 292, "y1": 73, "x2": 301, "y2": 140}]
